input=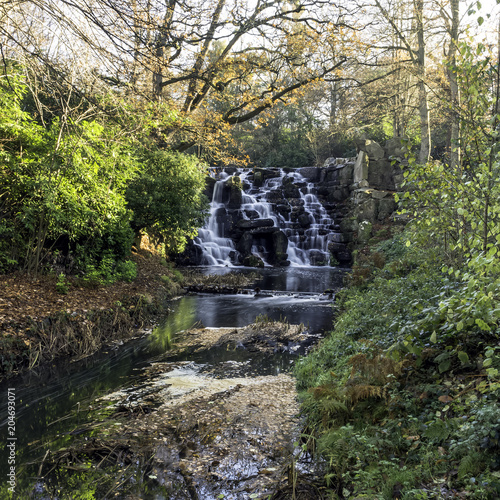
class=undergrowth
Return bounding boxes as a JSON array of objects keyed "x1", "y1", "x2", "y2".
[{"x1": 295, "y1": 226, "x2": 500, "y2": 499}]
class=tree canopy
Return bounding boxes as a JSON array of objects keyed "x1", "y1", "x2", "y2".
[{"x1": 1, "y1": 0, "x2": 359, "y2": 161}]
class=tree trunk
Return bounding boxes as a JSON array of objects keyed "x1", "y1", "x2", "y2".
[
  {"x1": 447, "y1": 0, "x2": 460, "y2": 171},
  {"x1": 415, "y1": 0, "x2": 431, "y2": 163}
]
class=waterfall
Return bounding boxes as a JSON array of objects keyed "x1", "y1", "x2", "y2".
[
  {"x1": 193, "y1": 173, "x2": 236, "y2": 266},
  {"x1": 281, "y1": 171, "x2": 335, "y2": 266},
  {"x1": 192, "y1": 167, "x2": 343, "y2": 267}
]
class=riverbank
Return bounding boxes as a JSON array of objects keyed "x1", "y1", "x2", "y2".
[
  {"x1": 295, "y1": 229, "x2": 500, "y2": 499},
  {"x1": 0, "y1": 248, "x2": 180, "y2": 380},
  {"x1": 0, "y1": 251, "x2": 264, "y2": 381}
]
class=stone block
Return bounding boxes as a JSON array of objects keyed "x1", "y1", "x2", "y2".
[
  {"x1": 371, "y1": 189, "x2": 391, "y2": 200},
  {"x1": 356, "y1": 198, "x2": 378, "y2": 223},
  {"x1": 236, "y1": 232, "x2": 253, "y2": 256},
  {"x1": 298, "y1": 167, "x2": 320, "y2": 181},
  {"x1": 237, "y1": 218, "x2": 274, "y2": 229},
  {"x1": 327, "y1": 187, "x2": 350, "y2": 203},
  {"x1": 337, "y1": 163, "x2": 354, "y2": 185},
  {"x1": 377, "y1": 197, "x2": 397, "y2": 221},
  {"x1": 298, "y1": 213, "x2": 311, "y2": 228},
  {"x1": 367, "y1": 159, "x2": 395, "y2": 191},
  {"x1": 204, "y1": 176, "x2": 217, "y2": 200},
  {"x1": 354, "y1": 151, "x2": 368, "y2": 183},
  {"x1": 340, "y1": 216, "x2": 359, "y2": 233},
  {"x1": 385, "y1": 137, "x2": 408, "y2": 158},
  {"x1": 356, "y1": 139, "x2": 385, "y2": 160}
]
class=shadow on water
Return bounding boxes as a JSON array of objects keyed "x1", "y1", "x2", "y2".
[{"x1": 0, "y1": 266, "x2": 345, "y2": 495}]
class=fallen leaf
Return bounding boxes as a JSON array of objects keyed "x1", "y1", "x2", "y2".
[{"x1": 438, "y1": 395, "x2": 453, "y2": 403}]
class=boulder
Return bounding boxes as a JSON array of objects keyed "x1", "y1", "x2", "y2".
[
  {"x1": 250, "y1": 226, "x2": 280, "y2": 235},
  {"x1": 327, "y1": 187, "x2": 350, "y2": 203},
  {"x1": 298, "y1": 213, "x2": 311, "y2": 228},
  {"x1": 253, "y1": 170, "x2": 264, "y2": 187},
  {"x1": 340, "y1": 216, "x2": 359, "y2": 234},
  {"x1": 385, "y1": 137, "x2": 408, "y2": 158},
  {"x1": 377, "y1": 197, "x2": 397, "y2": 221},
  {"x1": 226, "y1": 176, "x2": 242, "y2": 208},
  {"x1": 337, "y1": 163, "x2": 354, "y2": 186},
  {"x1": 367, "y1": 159, "x2": 395, "y2": 190},
  {"x1": 323, "y1": 157, "x2": 337, "y2": 168},
  {"x1": 275, "y1": 204, "x2": 291, "y2": 217},
  {"x1": 204, "y1": 176, "x2": 217, "y2": 200},
  {"x1": 266, "y1": 189, "x2": 285, "y2": 203},
  {"x1": 357, "y1": 198, "x2": 378, "y2": 223},
  {"x1": 283, "y1": 184, "x2": 301, "y2": 199},
  {"x1": 272, "y1": 230, "x2": 288, "y2": 254},
  {"x1": 353, "y1": 151, "x2": 368, "y2": 184},
  {"x1": 243, "y1": 255, "x2": 265, "y2": 267},
  {"x1": 329, "y1": 243, "x2": 352, "y2": 265},
  {"x1": 173, "y1": 241, "x2": 203, "y2": 266},
  {"x1": 356, "y1": 138, "x2": 385, "y2": 160},
  {"x1": 237, "y1": 218, "x2": 274, "y2": 229},
  {"x1": 236, "y1": 232, "x2": 253, "y2": 257},
  {"x1": 298, "y1": 167, "x2": 320, "y2": 181},
  {"x1": 244, "y1": 209, "x2": 260, "y2": 219},
  {"x1": 309, "y1": 250, "x2": 329, "y2": 266}
]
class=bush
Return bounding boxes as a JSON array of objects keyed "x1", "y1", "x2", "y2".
[
  {"x1": 126, "y1": 149, "x2": 209, "y2": 254},
  {"x1": 115, "y1": 260, "x2": 137, "y2": 282},
  {"x1": 56, "y1": 273, "x2": 70, "y2": 294}
]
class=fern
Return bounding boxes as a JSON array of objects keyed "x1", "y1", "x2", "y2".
[
  {"x1": 348, "y1": 351, "x2": 408, "y2": 386},
  {"x1": 423, "y1": 419, "x2": 450, "y2": 442},
  {"x1": 458, "y1": 453, "x2": 483, "y2": 480}
]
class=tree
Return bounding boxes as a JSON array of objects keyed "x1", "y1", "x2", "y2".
[
  {"x1": 440, "y1": 0, "x2": 461, "y2": 170},
  {"x1": 0, "y1": 0, "x2": 358, "y2": 160},
  {"x1": 0, "y1": 68, "x2": 139, "y2": 274},
  {"x1": 368, "y1": 0, "x2": 431, "y2": 162}
]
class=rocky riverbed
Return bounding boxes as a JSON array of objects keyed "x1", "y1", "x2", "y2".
[{"x1": 72, "y1": 321, "x2": 325, "y2": 499}]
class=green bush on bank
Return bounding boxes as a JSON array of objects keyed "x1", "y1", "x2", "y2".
[{"x1": 295, "y1": 227, "x2": 500, "y2": 499}]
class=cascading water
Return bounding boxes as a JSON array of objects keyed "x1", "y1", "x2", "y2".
[
  {"x1": 192, "y1": 167, "x2": 344, "y2": 267},
  {"x1": 280, "y1": 171, "x2": 336, "y2": 266},
  {"x1": 193, "y1": 172, "x2": 237, "y2": 266}
]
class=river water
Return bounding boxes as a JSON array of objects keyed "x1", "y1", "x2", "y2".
[{"x1": 0, "y1": 266, "x2": 344, "y2": 496}]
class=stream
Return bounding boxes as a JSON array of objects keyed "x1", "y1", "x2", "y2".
[{"x1": 0, "y1": 266, "x2": 344, "y2": 498}]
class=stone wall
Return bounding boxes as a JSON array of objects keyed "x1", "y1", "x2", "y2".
[{"x1": 299, "y1": 137, "x2": 405, "y2": 261}]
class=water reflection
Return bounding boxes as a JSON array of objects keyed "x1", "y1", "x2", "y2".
[
  {"x1": 159, "y1": 294, "x2": 333, "y2": 332},
  {"x1": 198, "y1": 265, "x2": 345, "y2": 294}
]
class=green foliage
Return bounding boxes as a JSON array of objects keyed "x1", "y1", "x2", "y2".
[
  {"x1": 126, "y1": 149, "x2": 209, "y2": 254},
  {"x1": 391, "y1": 40, "x2": 500, "y2": 348},
  {"x1": 115, "y1": 260, "x2": 137, "y2": 283},
  {"x1": 56, "y1": 273, "x2": 70, "y2": 294},
  {"x1": 232, "y1": 102, "x2": 317, "y2": 168},
  {"x1": 449, "y1": 402, "x2": 500, "y2": 465},
  {"x1": 79, "y1": 256, "x2": 137, "y2": 287},
  {"x1": 296, "y1": 221, "x2": 500, "y2": 497},
  {"x1": 0, "y1": 69, "x2": 139, "y2": 275},
  {"x1": 0, "y1": 66, "x2": 212, "y2": 277}
]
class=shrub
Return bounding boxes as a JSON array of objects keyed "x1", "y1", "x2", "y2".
[
  {"x1": 56, "y1": 273, "x2": 70, "y2": 294},
  {"x1": 115, "y1": 260, "x2": 137, "y2": 283}
]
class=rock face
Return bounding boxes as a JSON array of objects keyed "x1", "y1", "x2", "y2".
[{"x1": 176, "y1": 138, "x2": 403, "y2": 267}]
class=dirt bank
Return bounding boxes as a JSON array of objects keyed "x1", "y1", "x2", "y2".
[{"x1": 0, "y1": 249, "x2": 176, "y2": 379}]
